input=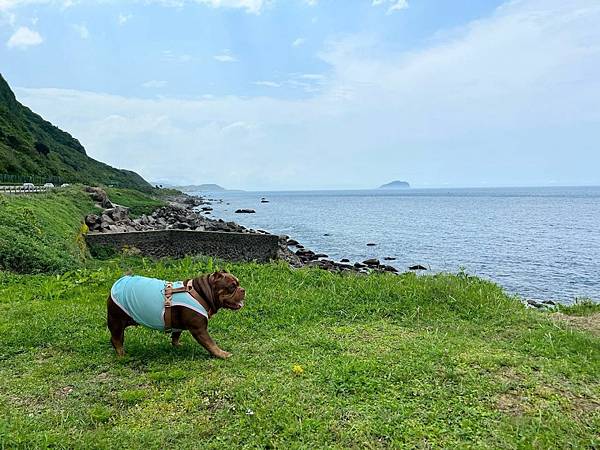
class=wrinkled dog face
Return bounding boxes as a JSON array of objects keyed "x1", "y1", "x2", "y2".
[{"x1": 210, "y1": 271, "x2": 246, "y2": 310}]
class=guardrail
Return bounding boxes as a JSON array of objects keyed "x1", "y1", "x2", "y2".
[{"x1": 0, "y1": 185, "x2": 55, "y2": 194}]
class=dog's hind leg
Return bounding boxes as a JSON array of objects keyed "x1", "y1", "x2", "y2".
[
  {"x1": 171, "y1": 330, "x2": 183, "y2": 347},
  {"x1": 107, "y1": 295, "x2": 127, "y2": 356}
]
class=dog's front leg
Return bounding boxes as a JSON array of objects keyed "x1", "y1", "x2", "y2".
[{"x1": 188, "y1": 321, "x2": 231, "y2": 359}]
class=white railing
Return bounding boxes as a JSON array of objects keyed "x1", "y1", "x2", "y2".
[{"x1": 0, "y1": 185, "x2": 54, "y2": 194}]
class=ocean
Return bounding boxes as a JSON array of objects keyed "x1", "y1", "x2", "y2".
[{"x1": 191, "y1": 186, "x2": 600, "y2": 304}]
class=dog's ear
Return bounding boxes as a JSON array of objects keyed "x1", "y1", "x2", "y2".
[{"x1": 209, "y1": 271, "x2": 225, "y2": 283}]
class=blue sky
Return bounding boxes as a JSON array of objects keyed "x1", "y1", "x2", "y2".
[{"x1": 1, "y1": 0, "x2": 599, "y2": 189}]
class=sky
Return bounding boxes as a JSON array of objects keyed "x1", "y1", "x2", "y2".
[{"x1": 1, "y1": 0, "x2": 599, "y2": 190}]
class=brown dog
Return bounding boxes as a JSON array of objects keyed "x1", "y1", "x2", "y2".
[{"x1": 107, "y1": 271, "x2": 245, "y2": 358}]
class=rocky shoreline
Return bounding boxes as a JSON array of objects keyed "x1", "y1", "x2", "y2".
[{"x1": 84, "y1": 188, "x2": 399, "y2": 275}]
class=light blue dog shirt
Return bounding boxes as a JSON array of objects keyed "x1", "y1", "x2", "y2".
[{"x1": 110, "y1": 275, "x2": 208, "y2": 331}]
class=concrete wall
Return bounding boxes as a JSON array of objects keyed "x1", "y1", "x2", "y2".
[{"x1": 86, "y1": 230, "x2": 280, "y2": 262}]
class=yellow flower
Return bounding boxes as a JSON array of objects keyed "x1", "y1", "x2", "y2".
[{"x1": 292, "y1": 364, "x2": 304, "y2": 375}]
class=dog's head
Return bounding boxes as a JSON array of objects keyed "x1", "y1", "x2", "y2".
[{"x1": 207, "y1": 270, "x2": 245, "y2": 311}]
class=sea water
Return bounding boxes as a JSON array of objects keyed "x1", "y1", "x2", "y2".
[{"x1": 192, "y1": 187, "x2": 600, "y2": 303}]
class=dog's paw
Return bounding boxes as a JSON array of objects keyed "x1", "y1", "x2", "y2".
[{"x1": 217, "y1": 351, "x2": 232, "y2": 359}]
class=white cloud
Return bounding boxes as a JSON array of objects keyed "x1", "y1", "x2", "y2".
[
  {"x1": 118, "y1": 13, "x2": 132, "y2": 25},
  {"x1": 372, "y1": 0, "x2": 408, "y2": 15},
  {"x1": 6, "y1": 26, "x2": 42, "y2": 48},
  {"x1": 292, "y1": 37, "x2": 305, "y2": 47},
  {"x1": 213, "y1": 50, "x2": 237, "y2": 62},
  {"x1": 142, "y1": 80, "x2": 168, "y2": 88},
  {"x1": 0, "y1": 0, "x2": 74, "y2": 11},
  {"x1": 162, "y1": 50, "x2": 193, "y2": 63},
  {"x1": 253, "y1": 81, "x2": 281, "y2": 87},
  {"x1": 12, "y1": 0, "x2": 600, "y2": 189},
  {"x1": 147, "y1": 0, "x2": 266, "y2": 14},
  {"x1": 72, "y1": 23, "x2": 89, "y2": 39}
]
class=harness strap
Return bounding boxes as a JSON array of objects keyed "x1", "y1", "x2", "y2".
[{"x1": 163, "y1": 280, "x2": 212, "y2": 332}]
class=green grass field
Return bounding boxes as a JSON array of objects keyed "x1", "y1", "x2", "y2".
[{"x1": 1, "y1": 257, "x2": 598, "y2": 448}]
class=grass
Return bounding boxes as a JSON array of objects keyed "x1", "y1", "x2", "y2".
[
  {"x1": 556, "y1": 299, "x2": 600, "y2": 316},
  {"x1": 0, "y1": 186, "x2": 99, "y2": 273},
  {"x1": 1, "y1": 257, "x2": 598, "y2": 448},
  {"x1": 104, "y1": 187, "x2": 166, "y2": 217}
]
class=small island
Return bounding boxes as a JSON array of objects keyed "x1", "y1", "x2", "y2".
[{"x1": 379, "y1": 180, "x2": 411, "y2": 189}]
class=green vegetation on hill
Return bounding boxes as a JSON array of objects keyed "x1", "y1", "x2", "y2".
[
  {"x1": 0, "y1": 258, "x2": 598, "y2": 448},
  {"x1": 0, "y1": 187, "x2": 98, "y2": 273},
  {"x1": 0, "y1": 74, "x2": 151, "y2": 191},
  {"x1": 105, "y1": 187, "x2": 166, "y2": 217},
  {"x1": 0, "y1": 186, "x2": 167, "y2": 273}
]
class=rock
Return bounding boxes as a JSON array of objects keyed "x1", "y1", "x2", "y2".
[
  {"x1": 235, "y1": 209, "x2": 256, "y2": 214},
  {"x1": 354, "y1": 262, "x2": 366, "y2": 268},
  {"x1": 366, "y1": 243, "x2": 377, "y2": 246},
  {"x1": 409, "y1": 264, "x2": 427, "y2": 271},
  {"x1": 383, "y1": 265, "x2": 399, "y2": 273},
  {"x1": 340, "y1": 258, "x2": 350, "y2": 263},
  {"x1": 314, "y1": 253, "x2": 329, "y2": 259},
  {"x1": 296, "y1": 249, "x2": 317, "y2": 260},
  {"x1": 261, "y1": 199, "x2": 269, "y2": 203},
  {"x1": 101, "y1": 214, "x2": 114, "y2": 225},
  {"x1": 323, "y1": 233, "x2": 331, "y2": 236},
  {"x1": 384, "y1": 257, "x2": 396, "y2": 261},
  {"x1": 107, "y1": 206, "x2": 129, "y2": 222},
  {"x1": 201, "y1": 206, "x2": 213, "y2": 211},
  {"x1": 85, "y1": 214, "x2": 100, "y2": 226},
  {"x1": 287, "y1": 239, "x2": 300, "y2": 246},
  {"x1": 85, "y1": 186, "x2": 113, "y2": 208},
  {"x1": 363, "y1": 258, "x2": 380, "y2": 266}
]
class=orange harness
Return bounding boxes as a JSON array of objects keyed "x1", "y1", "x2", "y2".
[{"x1": 163, "y1": 280, "x2": 212, "y2": 332}]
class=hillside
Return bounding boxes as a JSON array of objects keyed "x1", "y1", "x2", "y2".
[{"x1": 0, "y1": 74, "x2": 151, "y2": 191}]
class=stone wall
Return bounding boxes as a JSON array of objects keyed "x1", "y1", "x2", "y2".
[{"x1": 85, "y1": 230, "x2": 280, "y2": 262}]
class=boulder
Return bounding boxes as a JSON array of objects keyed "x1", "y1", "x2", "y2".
[
  {"x1": 366, "y1": 243, "x2": 377, "y2": 246},
  {"x1": 101, "y1": 214, "x2": 114, "y2": 225},
  {"x1": 363, "y1": 258, "x2": 380, "y2": 266},
  {"x1": 235, "y1": 209, "x2": 256, "y2": 214},
  {"x1": 409, "y1": 264, "x2": 427, "y2": 271},
  {"x1": 383, "y1": 257, "x2": 397, "y2": 261},
  {"x1": 85, "y1": 186, "x2": 113, "y2": 208}
]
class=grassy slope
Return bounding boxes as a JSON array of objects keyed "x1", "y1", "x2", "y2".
[
  {"x1": 105, "y1": 187, "x2": 166, "y2": 217},
  {"x1": 0, "y1": 257, "x2": 598, "y2": 448},
  {"x1": 0, "y1": 74, "x2": 151, "y2": 191},
  {"x1": 0, "y1": 187, "x2": 99, "y2": 273},
  {"x1": 0, "y1": 187, "x2": 166, "y2": 273}
]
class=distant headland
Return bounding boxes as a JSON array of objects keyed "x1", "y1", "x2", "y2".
[{"x1": 378, "y1": 180, "x2": 411, "y2": 189}]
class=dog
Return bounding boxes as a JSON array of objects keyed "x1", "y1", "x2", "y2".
[{"x1": 107, "y1": 270, "x2": 245, "y2": 358}]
